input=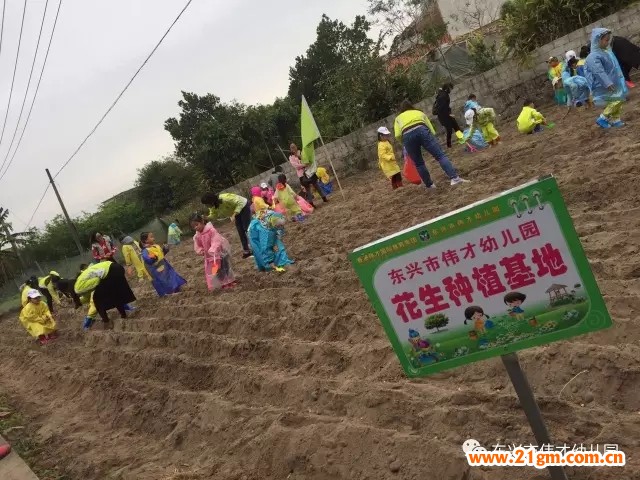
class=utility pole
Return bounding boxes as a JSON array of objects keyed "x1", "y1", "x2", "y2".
[{"x1": 45, "y1": 168, "x2": 84, "y2": 257}]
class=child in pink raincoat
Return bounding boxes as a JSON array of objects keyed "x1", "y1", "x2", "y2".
[{"x1": 191, "y1": 213, "x2": 236, "y2": 291}]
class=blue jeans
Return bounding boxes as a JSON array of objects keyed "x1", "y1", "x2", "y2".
[{"x1": 403, "y1": 126, "x2": 458, "y2": 186}]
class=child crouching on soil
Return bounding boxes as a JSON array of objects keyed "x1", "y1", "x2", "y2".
[
  {"x1": 248, "y1": 210, "x2": 295, "y2": 272},
  {"x1": 191, "y1": 213, "x2": 237, "y2": 291},
  {"x1": 19, "y1": 289, "x2": 58, "y2": 345},
  {"x1": 517, "y1": 100, "x2": 547, "y2": 134},
  {"x1": 467, "y1": 107, "x2": 500, "y2": 146}
]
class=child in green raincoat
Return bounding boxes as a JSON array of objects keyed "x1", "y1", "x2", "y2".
[
  {"x1": 273, "y1": 174, "x2": 305, "y2": 222},
  {"x1": 167, "y1": 220, "x2": 182, "y2": 245}
]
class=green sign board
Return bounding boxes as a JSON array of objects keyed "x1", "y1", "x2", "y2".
[{"x1": 349, "y1": 176, "x2": 612, "y2": 377}]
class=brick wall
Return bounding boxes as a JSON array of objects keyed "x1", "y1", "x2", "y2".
[{"x1": 224, "y1": 4, "x2": 640, "y2": 197}]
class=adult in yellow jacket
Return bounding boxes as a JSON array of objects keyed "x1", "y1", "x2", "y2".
[
  {"x1": 19, "y1": 289, "x2": 58, "y2": 345},
  {"x1": 517, "y1": 100, "x2": 546, "y2": 134},
  {"x1": 119, "y1": 235, "x2": 151, "y2": 282},
  {"x1": 75, "y1": 261, "x2": 136, "y2": 329},
  {"x1": 394, "y1": 100, "x2": 467, "y2": 188},
  {"x1": 376, "y1": 126, "x2": 402, "y2": 189}
]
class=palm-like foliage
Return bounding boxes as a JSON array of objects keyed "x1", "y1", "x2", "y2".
[{"x1": 0, "y1": 207, "x2": 31, "y2": 286}]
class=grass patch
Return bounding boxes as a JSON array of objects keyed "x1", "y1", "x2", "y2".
[
  {"x1": 0, "y1": 294, "x2": 20, "y2": 315},
  {"x1": 0, "y1": 394, "x2": 70, "y2": 480}
]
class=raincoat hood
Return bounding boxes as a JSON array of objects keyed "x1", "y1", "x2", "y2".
[
  {"x1": 591, "y1": 28, "x2": 611, "y2": 52},
  {"x1": 193, "y1": 222, "x2": 230, "y2": 257},
  {"x1": 464, "y1": 100, "x2": 479, "y2": 112},
  {"x1": 121, "y1": 236, "x2": 135, "y2": 245}
]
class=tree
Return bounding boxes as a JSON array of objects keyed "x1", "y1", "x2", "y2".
[
  {"x1": 135, "y1": 156, "x2": 202, "y2": 215},
  {"x1": 164, "y1": 92, "x2": 296, "y2": 190},
  {"x1": 467, "y1": 34, "x2": 500, "y2": 73},
  {"x1": 425, "y1": 313, "x2": 450, "y2": 332},
  {"x1": 449, "y1": 0, "x2": 501, "y2": 33},
  {"x1": 288, "y1": 15, "x2": 376, "y2": 104},
  {"x1": 0, "y1": 207, "x2": 32, "y2": 286},
  {"x1": 422, "y1": 22, "x2": 453, "y2": 82},
  {"x1": 22, "y1": 198, "x2": 152, "y2": 262},
  {"x1": 500, "y1": 0, "x2": 634, "y2": 63},
  {"x1": 289, "y1": 14, "x2": 425, "y2": 139},
  {"x1": 367, "y1": 0, "x2": 432, "y2": 53}
]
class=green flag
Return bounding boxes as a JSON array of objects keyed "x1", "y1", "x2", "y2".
[{"x1": 300, "y1": 96, "x2": 320, "y2": 165}]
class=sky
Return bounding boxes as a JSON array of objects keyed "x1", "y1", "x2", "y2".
[{"x1": 0, "y1": 0, "x2": 376, "y2": 230}]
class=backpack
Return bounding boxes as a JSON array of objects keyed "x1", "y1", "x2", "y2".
[{"x1": 431, "y1": 98, "x2": 439, "y2": 116}]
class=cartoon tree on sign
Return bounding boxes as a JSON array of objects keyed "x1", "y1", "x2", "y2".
[{"x1": 425, "y1": 313, "x2": 450, "y2": 333}]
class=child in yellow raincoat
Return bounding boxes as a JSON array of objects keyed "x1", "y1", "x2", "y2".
[
  {"x1": 251, "y1": 186, "x2": 270, "y2": 215},
  {"x1": 517, "y1": 100, "x2": 547, "y2": 134},
  {"x1": 467, "y1": 107, "x2": 500, "y2": 146},
  {"x1": 120, "y1": 235, "x2": 151, "y2": 282},
  {"x1": 19, "y1": 289, "x2": 58, "y2": 345},
  {"x1": 315, "y1": 166, "x2": 333, "y2": 197},
  {"x1": 377, "y1": 126, "x2": 402, "y2": 189}
]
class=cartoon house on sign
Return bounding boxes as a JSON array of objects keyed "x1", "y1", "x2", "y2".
[{"x1": 546, "y1": 284, "x2": 570, "y2": 305}]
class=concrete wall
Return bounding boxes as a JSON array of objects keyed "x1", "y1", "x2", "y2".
[{"x1": 223, "y1": 4, "x2": 640, "y2": 197}]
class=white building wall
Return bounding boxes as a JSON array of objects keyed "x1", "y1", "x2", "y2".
[{"x1": 438, "y1": 0, "x2": 505, "y2": 38}]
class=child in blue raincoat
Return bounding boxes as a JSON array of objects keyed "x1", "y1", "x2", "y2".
[
  {"x1": 462, "y1": 103, "x2": 488, "y2": 151},
  {"x1": 562, "y1": 58, "x2": 591, "y2": 107},
  {"x1": 140, "y1": 232, "x2": 187, "y2": 296},
  {"x1": 585, "y1": 28, "x2": 628, "y2": 128},
  {"x1": 248, "y1": 210, "x2": 294, "y2": 272}
]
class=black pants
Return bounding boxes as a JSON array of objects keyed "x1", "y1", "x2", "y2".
[
  {"x1": 438, "y1": 114, "x2": 461, "y2": 148},
  {"x1": 301, "y1": 173, "x2": 327, "y2": 204},
  {"x1": 620, "y1": 60, "x2": 632, "y2": 81},
  {"x1": 235, "y1": 202, "x2": 252, "y2": 253},
  {"x1": 391, "y1": 172, "x2": 403, "y2": 189},
  {"x1": 98, "y1": 305, "x2": 127, "y2": 323}
]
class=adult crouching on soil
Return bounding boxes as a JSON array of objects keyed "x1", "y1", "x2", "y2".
[
  {"x1": 74, "y1": 260, "x2": 136, "y2": 329},
  {"x1": 90, "y1": 232, "x2": 116, "y2": 263},
  {"x1": 201, "y1": 192, "x2": 253, "y2": 259},
  {"x1": 434, "y1": 83, "x2": 462, "y2": 148},
  {"x1": 288, "y1": 143, "x2": 328, "y2": 206},
  {"x1": 49, "y1": 273, "x2": 83, "y2": 309},
  {"x1": 394, "y1": 100, "x2": 468, "y2": 189}
]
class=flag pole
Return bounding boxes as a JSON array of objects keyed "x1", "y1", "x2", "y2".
[
  {"x1": 316, "y1": 135, "x2": 345, "y2": 200},
  {"x1": 300, "y1": 95, "x2": 345, "y2": 200}
]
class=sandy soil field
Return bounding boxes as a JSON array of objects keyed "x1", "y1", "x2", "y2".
[{"x1": 0, "y1": 97, "x2": 639, "y2": 480}]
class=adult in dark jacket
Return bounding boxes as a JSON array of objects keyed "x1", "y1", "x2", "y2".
[
  {"x1": 611, "y1": 36, "x2": 640, "y2": 87},
  {"x1": 435, "y1": 83, "x2": 462, "y2": 148}
]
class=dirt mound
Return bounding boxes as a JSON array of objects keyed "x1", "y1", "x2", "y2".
[{"x1": 1, "y1": 100, "x2": 640, "y2": 480}]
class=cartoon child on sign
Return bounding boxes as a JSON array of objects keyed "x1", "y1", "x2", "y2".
[
  {"x1": 464, "y1": 306, "x2": 491, "y2": 335},
  {"x1": 408, "y1": 329, "x2": 440, "y2": 364},
  {"x1": 504, "y1": 292, "x2": 526, "y2": 321}
]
